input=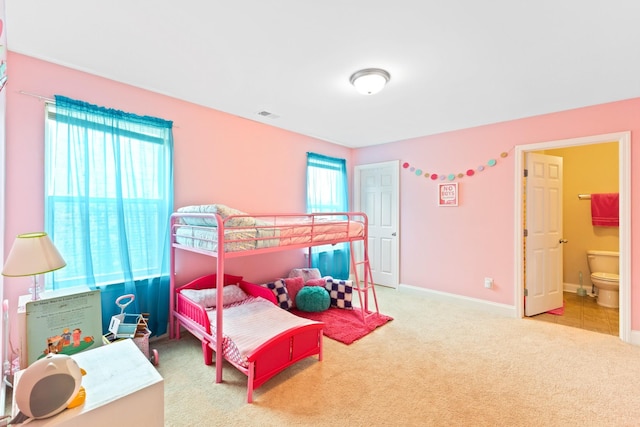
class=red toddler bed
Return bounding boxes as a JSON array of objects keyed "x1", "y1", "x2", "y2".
[{"x1": 173, "y1": 273, "x2": 323, "y2": 403}]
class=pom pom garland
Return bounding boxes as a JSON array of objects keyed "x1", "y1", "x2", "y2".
[{"x1": 402, "y1": 149, "x2": 510, "y2": 182}]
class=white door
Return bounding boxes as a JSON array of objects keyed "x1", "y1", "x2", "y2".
[
  {"x1": 354, "y1": 161, "x2": 399, "y2": 288},
  {"x1": 525, "y1": 152, "x2": 564, "y2": 316}
]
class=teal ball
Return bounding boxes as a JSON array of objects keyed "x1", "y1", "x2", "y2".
[{"x1": 295, "y1": 286, "x2": 330, "y2": 312}]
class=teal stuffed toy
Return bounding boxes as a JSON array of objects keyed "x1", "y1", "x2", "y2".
[{"x1": 296, "y1": 286, "x2": 330, "y2": 312}]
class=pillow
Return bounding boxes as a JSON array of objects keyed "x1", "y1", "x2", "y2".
[
  {"x1": 219, "y1": 284, "x2": 249, "y2": 306},
  {"x1": 288, "y1": 268, "x2": 322, "y2": 283},
  {"x1": 263, "y1": 279, "x2": 292, "y2": 310},
  {"x1": 305, "y1": 278, "x2": 327, "y2": 287},
  {"x1": 325, "y1": 278, "x2": 353, "y2": 309},
  {"x1": 295, "y1": 286, "x2": 330, "y2": 312},
  {"x1": 283, "y1": 277, "x2": 304, "y2": 308},
  {"x1": 177, "y1": 204, "x2": 256, "y2": 227},
  {"x1": 180, "y1": 284, "x2": 248, "y2": 308}
]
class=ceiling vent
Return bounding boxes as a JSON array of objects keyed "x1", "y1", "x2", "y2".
[{"x1": 257, "y1": 110, "x2": 279, "y2": 119}]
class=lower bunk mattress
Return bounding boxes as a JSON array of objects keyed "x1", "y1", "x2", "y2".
[{"x1": 207, "y1": 296, "x2": 321, "y2": 368}]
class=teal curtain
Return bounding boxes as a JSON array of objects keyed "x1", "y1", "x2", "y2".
[
  {"x1": 306, "y1": 152, "x2": 350, "y2": 279},
  {"x1": 44, "y1": 95, "x2": 173, "y2": 336}
]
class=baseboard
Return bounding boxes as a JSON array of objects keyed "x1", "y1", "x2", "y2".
[
  {"x1": 629, "y1": 330, "x2": 640, "y2": 346},
  {"x1": 563, "y1": 281, "x2": 595, "y2": 296},
  {"x1": 397, "y1": 284, "x2": 517, "y2": 318}
]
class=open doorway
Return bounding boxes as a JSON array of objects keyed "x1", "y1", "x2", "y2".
[{"x1": 514, "y1": 132, "x2": 631, "y2": 342}]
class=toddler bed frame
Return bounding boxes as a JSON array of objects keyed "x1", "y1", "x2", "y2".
[
  {"x1": 173, "y1": 273, "x2": 324, "y2": 403},
  {"x1": 169, "y1": 206, "x2": 377, "y2": 402}
]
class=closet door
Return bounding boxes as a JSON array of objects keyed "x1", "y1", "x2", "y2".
[{"x1": 354, "y1": 161, "x2": 399, "y2": 288}]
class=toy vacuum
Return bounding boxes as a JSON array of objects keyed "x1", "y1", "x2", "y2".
[{"x1": 9, "y1": 353, "x2": 85, "y2": 424}]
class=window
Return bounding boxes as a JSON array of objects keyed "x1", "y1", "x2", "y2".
[
  {"x1": 44, "y1": 95, "x2": 173, "y2": 335},
  {"x1": 306, "y1": 152, "x2": 349, "y2": 279},
  {"x1": 306, "y1": 152, "x2": 348, "y2": 214}
]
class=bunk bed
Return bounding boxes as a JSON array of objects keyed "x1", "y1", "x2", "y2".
[{"x1": 169, "y1": 204, "x2": 378, "y2": 402}]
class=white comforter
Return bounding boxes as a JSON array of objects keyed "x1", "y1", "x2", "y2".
[{"x1": 206, "y1": 297, "x2": 320, "y2": 366}]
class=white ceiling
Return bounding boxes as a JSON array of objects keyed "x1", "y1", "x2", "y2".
[{"x1": 6, "y1": 1, "x2": 640, "y2": 148}]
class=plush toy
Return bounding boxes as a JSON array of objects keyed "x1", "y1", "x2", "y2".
[
  {"x1": 10, "y1": 354, "x2": 86, "y2": 424},
  {"x1": 295, "y1": 286, "x2": 330, "y2": 312}
]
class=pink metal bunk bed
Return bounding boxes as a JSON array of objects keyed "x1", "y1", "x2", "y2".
[{"x1": 169, "y1": 204, "x2": 378, "y2": 402}]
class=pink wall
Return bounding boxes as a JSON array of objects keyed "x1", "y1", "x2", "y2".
[
  {"x1": 3, "y1": 53, "x2": 352, "y2": 348},
  {"x1": 354, "y1": 98, "x2": 640, "y2": 326},
  {"x1": 4, "y1": 52, "x2": 640, "y2": 338}
]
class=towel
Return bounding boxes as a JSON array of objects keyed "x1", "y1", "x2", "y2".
[{"x1": 591, "y1": 193, "x2": 619, "y2": 227}]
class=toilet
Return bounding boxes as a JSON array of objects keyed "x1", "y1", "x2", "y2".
[{"x1": 586, "y1": 250, "x2": 619, "y2": 308}]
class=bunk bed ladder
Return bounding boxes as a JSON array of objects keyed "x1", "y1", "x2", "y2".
[{"x1": 350, "y1": 240, "x2": 379, "y2": 323}]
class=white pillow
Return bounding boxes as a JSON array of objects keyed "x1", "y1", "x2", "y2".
[
  {"x1": 288, "y1": 268, "x2": 322, "y2": 282},
  {"x1": 180, "y1": 284, "x2": 248, "y2": 308},
  {"x1": 177, "y1": 204, "x2": 256, "y2": 227}
]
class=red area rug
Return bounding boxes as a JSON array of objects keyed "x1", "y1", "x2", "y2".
[{"x1": 290, "y1": 307, "x2": 393, "y2": 345}]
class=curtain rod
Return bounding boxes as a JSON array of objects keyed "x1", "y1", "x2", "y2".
[
  {"x1": 19, "y1": 90, "x2": 179, "y2": 128},
  {"x1": 19, "y1": 90, "x2": 54, "y2": 103},
  {"x1": 578, "y1": 194, "x2": 591, "y2": 200}
]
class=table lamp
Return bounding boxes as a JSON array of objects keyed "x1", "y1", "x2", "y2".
[{"x1": 2, "y1": 232, "x2": 66, "y2": 301}]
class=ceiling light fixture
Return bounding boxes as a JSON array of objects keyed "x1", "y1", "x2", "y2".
[{"x1": 349, "y1": 68, "x2": 391, "y2": 95}]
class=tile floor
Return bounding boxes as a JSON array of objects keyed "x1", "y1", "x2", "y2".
[{"x1": 527, "y1": 291, "x2": 619, "y2": 336}]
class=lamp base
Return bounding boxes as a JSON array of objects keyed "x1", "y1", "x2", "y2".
[
  {"x1": 29, "y1": 276, "x2": 42, "y2": 301},
  {"x1": 29, "y1": 288, "x2": 41, "y2": 301}
]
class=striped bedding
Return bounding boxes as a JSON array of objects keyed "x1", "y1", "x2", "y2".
[
  {"x1": 174, "y1": 225, "x2": 276, "y2": 252},
  {"x1": 173, "y1": 204, "x2": 365, "y2": 253},
  {"x1": 207, "y1": 296, "x2": 321, "y2": 368}
]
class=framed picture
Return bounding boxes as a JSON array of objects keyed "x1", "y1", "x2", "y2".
[{"x1": 438, "y1": 182, "x2": 458, "y2": 207}]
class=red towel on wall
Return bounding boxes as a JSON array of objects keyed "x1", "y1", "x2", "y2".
[{"x1": 591, "y1": 193, "x2": 619, "y2": 227}]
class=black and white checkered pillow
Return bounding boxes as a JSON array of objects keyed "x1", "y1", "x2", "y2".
[
  {"x1": 325, "y1": 278, "x2": 353, "y2": 309},
  {"x1": 264, "y1": 279, "x2": 292, "y2": 310}
]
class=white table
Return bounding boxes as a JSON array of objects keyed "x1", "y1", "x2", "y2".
[{"x1": 12, "y1": 339, "x2": 164, "y2": 426}]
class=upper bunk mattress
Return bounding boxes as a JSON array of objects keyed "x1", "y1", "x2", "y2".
[{"x1": 172, "y1": 204, "x2": 365, "y2": 253}]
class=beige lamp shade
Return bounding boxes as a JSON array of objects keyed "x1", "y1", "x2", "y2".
[{"x1": 2, "y1": 232, "x2": 66, "y2": 277}]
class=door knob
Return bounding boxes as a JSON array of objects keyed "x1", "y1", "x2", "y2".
[
  {"x1": 559, "y1": 239, "x2": 568, "y2": 244},
  {"x1": 391, "y1": 232, "x2": 397, "y2": 236}
]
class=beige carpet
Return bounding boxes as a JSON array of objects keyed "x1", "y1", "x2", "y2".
[{"x1": 154, "y1": 286, "x2": 640, "y2": 426}]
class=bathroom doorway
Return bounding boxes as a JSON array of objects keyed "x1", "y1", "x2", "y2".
[{"x1": 514, "y1": 132, "x2": 630, "y2": 342}]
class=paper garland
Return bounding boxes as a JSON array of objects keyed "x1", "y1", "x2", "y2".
[{"x1": 403, "y1": 151, "x2": 509, "y2": 182}]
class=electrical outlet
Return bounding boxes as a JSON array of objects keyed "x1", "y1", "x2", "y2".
[{"x1": 484, "y1": 277, "x2": 493, "y2": 289}]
